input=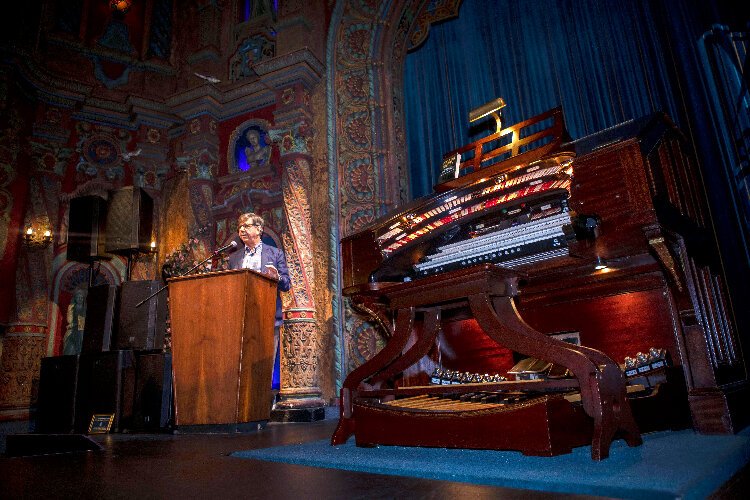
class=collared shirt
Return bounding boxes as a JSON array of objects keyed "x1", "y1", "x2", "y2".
[{"x1": 241, "y1": 242, "x2": 263, "y2": 271}]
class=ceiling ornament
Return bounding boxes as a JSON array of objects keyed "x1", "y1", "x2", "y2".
[{"x1": 408, "y1": 0, "x2": 463, "y2": 51}]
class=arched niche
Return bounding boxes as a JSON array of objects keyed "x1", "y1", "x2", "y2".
[
  {"x1": 226, "y1": 119, "x2": 274, "y2": 177},
  {"x1": 47, "y1": 256, "x2": 125, "y2": 355},
  {"x1": 328, "y1": 0, "x2": 439, "y2": 383}
]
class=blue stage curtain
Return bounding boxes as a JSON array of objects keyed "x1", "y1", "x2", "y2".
[
  {"x1": 403, "y1": 0, "x2": 750, "y2": 332},
  {"x1": 405, "y1": 0, "x2": 709, "y2": 198}
]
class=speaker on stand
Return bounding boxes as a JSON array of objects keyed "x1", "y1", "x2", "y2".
[
  {"x1": 67, "y1": 195, "x2": 112, "y2": 296},
  {"x1": 105, "y1": 186, "x2": 153, "y2": 280},
  {"x1": 67, "y1": 195, "x2": 109, "y2": 263}
]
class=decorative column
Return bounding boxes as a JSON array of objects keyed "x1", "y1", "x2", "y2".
[
  {"x1": 126, "y1": 124, "x2": 171, "y2": 280},
  {"x1": 1, "y1": 198, "x2": 50, "y2": 416},
  {"x1": 0, "y1": 131, "x2": 67, "y2": 415},
  {"x1": 178, "y1": 116, "x2": 219, "y2": 254},
  {"x1": 269, "y1": 84, "x2": 325, "y2": 421}
]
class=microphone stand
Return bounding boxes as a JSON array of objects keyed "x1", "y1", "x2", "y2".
[{"x1": 135, "y1": 246, "x2": 228, "y2": 308}]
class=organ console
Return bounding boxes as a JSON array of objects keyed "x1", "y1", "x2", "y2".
[{"x1": 333, "y1": 106, "x2": 749, "y2": 459}]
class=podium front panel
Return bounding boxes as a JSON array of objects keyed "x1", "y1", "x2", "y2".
[{"x1": 168, "y1": 269, "x2": 277, "y2": 426}]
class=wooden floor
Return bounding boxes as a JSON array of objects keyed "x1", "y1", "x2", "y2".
[{"x1": 1, "y1": 416, "x2": 748, "y2": 499}]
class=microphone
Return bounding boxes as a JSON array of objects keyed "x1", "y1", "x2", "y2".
[{"x1": 214, "y1": 239, "x2": 239, "y2": 255}]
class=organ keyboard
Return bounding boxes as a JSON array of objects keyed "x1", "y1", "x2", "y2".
[
  {"x1": 335, "y1": 106, "x2": 749, "y2": 458},
  {"x1": 414, "y1": 206, "x2": 572, "y2": 276}
]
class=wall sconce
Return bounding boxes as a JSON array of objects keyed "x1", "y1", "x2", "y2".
[
  {"x1": 594, "y1": 255, "x2": 608, "y2": 271},
  {"x1": 150, "y1": 240, "x2": 157, "y2": 252},
  {"x1": 23, "y1": 225, "x2": 53, "y2": 249}
]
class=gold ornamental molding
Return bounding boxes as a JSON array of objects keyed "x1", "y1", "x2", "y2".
[{"x1": 408, "y1": 0, "x2": 463, "y2": 51}]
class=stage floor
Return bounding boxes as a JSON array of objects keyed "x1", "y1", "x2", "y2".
[{"x1": 1, "y1": 415, "x2": 748, "y2": 499}]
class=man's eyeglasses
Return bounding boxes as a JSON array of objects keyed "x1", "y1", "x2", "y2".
[{"x1": 239, "y1": 224, "x2": 260, "y2": 231}]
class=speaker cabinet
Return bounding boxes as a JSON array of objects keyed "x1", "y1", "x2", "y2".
[
  {"x1": 105, "y1": 186, "x2": 153, "y2": 255},
  {"x1": 115, "y1": 280, "x2": 167, "y2": 351},
  {"x1": 82, "y1": 284, "x2": 119, "y2": 353},
  {"x1": 36, "y1": 355, "x2": 79, "y2": 434},
  {"x1": 132, "y1": 351, "x2": 173, "y2": 431},
  {"x1": 67, "y1": 196, "x2": 108, "y2": 262},
  {"x1": 74, "y1": 350, "x2": 136, "y2": 433}
]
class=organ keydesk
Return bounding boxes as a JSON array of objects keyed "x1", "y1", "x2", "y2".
[{"x1": 333, "y1": 107, "x2": 749, "y2": 459}]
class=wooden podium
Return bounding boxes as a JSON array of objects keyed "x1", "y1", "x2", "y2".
[{"x1": 167, "y1": 269, "x2": 277, "y2": 428}]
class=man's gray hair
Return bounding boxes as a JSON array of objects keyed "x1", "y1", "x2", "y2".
[{"x1": 238, "y1": 212, "x2": 264, "y2": 232}]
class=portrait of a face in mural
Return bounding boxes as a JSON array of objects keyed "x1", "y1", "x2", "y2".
[{"x1": 243, "y1": 128, "x2": 271, "y2": 170}]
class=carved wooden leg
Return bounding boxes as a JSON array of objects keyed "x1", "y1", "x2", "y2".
[
  {"x1": 371, "y1": 307, "x2": 441, "y2": 384},
  {"x1": 470, "y1": 293, "x2": 623, "y2": 460},
  {"x1": 600, "y1": 363, "x2": 643, "y2": 448},
  {"x1": 571, "y1": 345, "x2": 642, "y2": 452},
  {"x1": 588, "y1": 390, "x2": 609, "y2": 460},
  {"x1": 331, "y1": 387, "x2": 356, "y2": 445},
  {"x1": 331, "y1": 307, "x2": 415, "y2": 445},
  {"x1": 472, "y1": 294, "x2": 601, "y2": 412}
]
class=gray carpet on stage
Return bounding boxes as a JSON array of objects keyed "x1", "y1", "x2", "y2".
[{"x1": 233, "y1": 428, "x2": 750, "y2": 498}]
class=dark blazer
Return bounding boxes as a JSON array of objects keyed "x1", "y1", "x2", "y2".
[{"x1": 228, "y1": 244, "x2": 291, "y2": 324}]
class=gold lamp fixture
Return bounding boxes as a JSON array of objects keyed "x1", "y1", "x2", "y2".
[
  {"x1": 23, "y1": 222, "x2": 53, "y2": 249},
  {"x1": 469, "y1": 97, "x2": 507, "y2": 134}
]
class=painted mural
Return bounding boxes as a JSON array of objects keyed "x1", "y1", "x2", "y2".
[
  {"x1": 232, "y1": 125, "x2": 273, "y2": 173},
  {"x1": 0, "y1": 0, "x2": 421, "y2": 415}
]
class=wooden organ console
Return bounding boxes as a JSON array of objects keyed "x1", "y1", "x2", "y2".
[{"x1": 332, "y1": 107, "x2": 749, "y2": 459}]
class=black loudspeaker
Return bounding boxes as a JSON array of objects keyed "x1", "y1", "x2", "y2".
[
  {"x1": 36, "y1": 355, "x2": 79, "y2": 434},
  {"x1": 132, "y1": 351, "x2": 172, "y2": 431},
  {"x1": 105, "y1": 186, "x2": 153, "y2": 254},
  {"x1": 74, "y1": 350, "x2": 136, "y2": 433},
  {"x1": 67, "y1": 196, "x2": 108, "y2": 262},
  {"x1": 114, "y1": 280, "x2": 167, "y2": 351},
  {"x1": 82, "y1": 284, "x2": 119, "y2": 353}
]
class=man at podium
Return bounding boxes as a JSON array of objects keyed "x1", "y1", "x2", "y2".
[{"x1": 228, "y1": 212, "x2": 291, "y2": 386}]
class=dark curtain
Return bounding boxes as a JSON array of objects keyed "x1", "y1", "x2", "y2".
[
  {"x1": 403, "y1": 0, "x2": 750, "y2": 326},
  {"x1": 404, "y1": 0, "x2": 703, "y2": 196}
]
